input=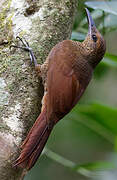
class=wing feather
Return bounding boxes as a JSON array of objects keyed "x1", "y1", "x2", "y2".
[
  {"x1": 47, "y1": 60, "x2": 83, "y2": 121},
  {"x1": 46, "y1": 40, "x2": 85, "y2": 121}
]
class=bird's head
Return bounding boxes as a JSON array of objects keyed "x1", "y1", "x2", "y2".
[{"x1": 82, "y1": 8, "x2": 106, "y2": 68}]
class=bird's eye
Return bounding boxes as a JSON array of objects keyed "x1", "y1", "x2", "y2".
[{"x1": 92, "y1": 34, "x2": 97, "y2": 42}]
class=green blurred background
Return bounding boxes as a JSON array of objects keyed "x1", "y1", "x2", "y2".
[{"x1": 25, "y1": 0, "x2": 117, "y2": 180}]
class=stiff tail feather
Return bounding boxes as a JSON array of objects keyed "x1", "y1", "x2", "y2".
[{"x1": 14, "y1": 108, "x2": 53, "y2": 170}]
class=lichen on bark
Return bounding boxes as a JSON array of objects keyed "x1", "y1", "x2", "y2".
[{"x1": 0, "y1": 0, "x2": 77, "y2": 179}]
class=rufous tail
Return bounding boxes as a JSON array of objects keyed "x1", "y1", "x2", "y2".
[{"x1": 14, "y1": 108, "x2": 53, "y2": 170}]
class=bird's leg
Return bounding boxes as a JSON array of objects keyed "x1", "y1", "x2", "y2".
[
  {"x1": 11, "y1": 37, "x2": 49, "y2": 78},
  {"x1": 11, "y1": 37, "x2": 49, "y2": 120},
  {"x1": 10, "y1": 36, "x2": 49, "y2": 95},
  {"x1": 10, "y1": 36, "x2": 41, "y2": 73}
]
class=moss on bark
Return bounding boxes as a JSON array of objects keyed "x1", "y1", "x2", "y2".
[{"x1": 0, "y1": 0, "x2": 77, "y2": 179}]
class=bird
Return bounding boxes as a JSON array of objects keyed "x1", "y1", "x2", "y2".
[{"x1": 12, "y1": 8, "x2": 106, "y2": 170}]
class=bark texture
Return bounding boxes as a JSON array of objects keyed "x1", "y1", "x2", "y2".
[{"x1": 0, "y1": 0, "x2": 77, "y2": 179}]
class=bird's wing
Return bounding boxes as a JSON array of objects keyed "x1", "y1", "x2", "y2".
[{"x1": 47, "y1": 51, "x2": 85, "y2": 121}]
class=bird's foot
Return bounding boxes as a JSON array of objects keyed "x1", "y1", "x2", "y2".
[{"x1": 10, "y1": 36, "x2": 38, "y2": 67}]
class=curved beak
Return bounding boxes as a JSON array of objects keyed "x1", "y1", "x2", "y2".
[{"x1": 85, "y1": 8, "x2": 96, "y2": 35}]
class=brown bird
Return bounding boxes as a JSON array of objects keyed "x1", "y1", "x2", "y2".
[{"x1": 12, "y1": 8, "x2": 106, "y2": 170}]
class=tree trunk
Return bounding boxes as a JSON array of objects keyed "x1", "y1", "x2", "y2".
[{"x1": 0, "y1": 0, "x2": 77, "y2": 179}]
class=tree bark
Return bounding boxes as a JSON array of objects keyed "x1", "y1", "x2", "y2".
[{"x1": 0, "y1": 0, "x2": 77, "y2": 179}]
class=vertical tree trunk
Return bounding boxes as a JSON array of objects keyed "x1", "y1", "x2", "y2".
[{"x1": 0, "y1": 0, "x2": 77, "y2": 179}]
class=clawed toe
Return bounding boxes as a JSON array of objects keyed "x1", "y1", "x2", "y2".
[
  {"x1": 10, "y1": 36, "x2": 38, "y2": 66},
  {"x1": 16, "y1": 36, "x2": 29, "y2": 47},
  {"x1": 10, "y1": 45, "x2": 30, "y2": 52}
]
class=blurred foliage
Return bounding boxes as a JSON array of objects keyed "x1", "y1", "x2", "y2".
[
  {"x1": 71, "y1": 103, "x2": 117, "y2": 144},
  {"x1": 25, "y1": 1, "x2": 117, "y2": 180}
]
